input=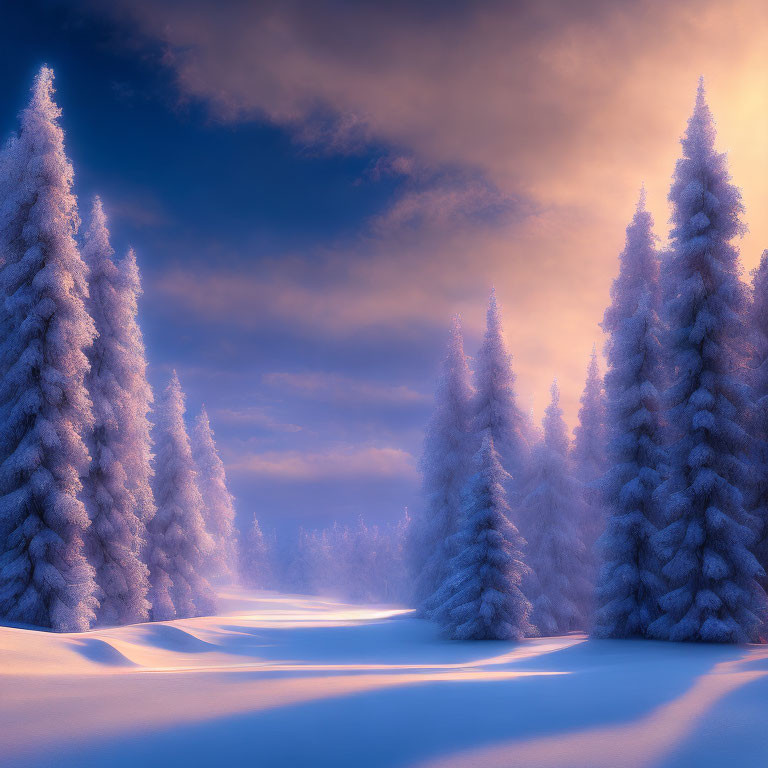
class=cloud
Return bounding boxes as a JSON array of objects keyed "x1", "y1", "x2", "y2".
[
  {"x1": 227, "y1": 444, "x2": 418, "y2": 481},
  {"x1": 262, "y1": 371, "x2": 428, "y2": 406},
  {"x1": 371, "y1": 178, "x2": 513, "y2": 234},
  {"x1": 102, "y1": 0, "x2": 768, "y2": 427},
  {"x1": 101, "y1": 0, "x2": 766, "y2": 231},
  {"x1": 147, "y1": 212, "x2": 617, "y2": 426},
  {"x1": 213, "y1": 405, "x2": 302, "y2": 433}
]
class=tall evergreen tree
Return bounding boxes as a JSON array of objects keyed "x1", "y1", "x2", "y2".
[
  {"x1": 116, "y1": 248, "x2": 156, "y2": 532},
  {"x1": 593, "y1": 190, "x2": 666, "y2": 638},
  {"x1": 192, "y1": 406, "x2": 238, "y2": 583},
  {"x1": 572, "y1": 346, "x2": 608, "y2": 563},
  {"x1": 241, "y1": 512, "x2": 271, "y2": 589},
  {"x1": 520, "y1": 382, "x2": 589, "y2": 635},
  {"x1": 409, "y1": 316, "x2": 474, "y2": 612},
  {"x1": 0, "y1": 68, "x2": 98, "y2": 631},
  {"x1": 81, "y1": 198, "x2": 149, "y2": 625},
  {"x1": 432, "y1": 431, "x2": 532, "y2": 640},
  {"x1": 746, "y1": 250, "x2": 768, "y2": 602},
  {"x1": 146, "y1": 372, "x2": 215, "y2": 620},
  {"x1": 474, "y1": 288, "x2": 530, "y2": 487},
  {"x1": 650, "y1": 80, "x2": 764, "y2": 643}
]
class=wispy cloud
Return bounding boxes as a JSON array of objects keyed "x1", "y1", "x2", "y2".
[
  {"x1": 104, "y1": 0, "x2": 768, "y2": 428},
  {"x1": 371, "y1": 179, "x2": 513, "y2": 234},
  {"x1": 227, "y1": 444, "x2": 417, "y2": 481},
  {"x1": 213, "y1": 405, "x2": 302, "y2": 433},
  {"x1": 263, "y1": 371, "x2": 428, "y2": 406}
]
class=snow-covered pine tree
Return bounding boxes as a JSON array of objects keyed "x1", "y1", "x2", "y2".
[
  {"x1": 81, "y1": 198, "x2": 150, "y2": 625},
  {"x1": 593, "y1": 189, "x2": 666, "y2": 639},
  {"x1": 409, "y1": 316, "x2": 474, "y2": 612},
  {"x1": 240, "y1": 512, "x2": 271, "y2": 589},
  {"x1": 0, "y1": 68, "x2": 98, "y2": 631},
  {"x1": 650, "y1": 80, "x2": 764, "y2": 643},
  {"x1": 572, "y1": 346, "x2": 608, "y2": 565},
  {"x1": 431, "y1": 430, "x2": 532, "y2": 640},
  {"x1": 520, "y1": 381, "x2": 590, "y2": 635},
  {"x1": 146, "y1": 372, "x2": 216, "y2": 620},
  {"x1": 192, "y1": 406, "x2": 238, "y2": 583},
  {"x1": 474, "y1": 288, "x2": 530, "y2": 489},
  {"x1": 748, "y1": 250, "x2": 768, "y2": 600},
  {"x1": 116, "y1": 248, "x2": 156, "y2": 532}
]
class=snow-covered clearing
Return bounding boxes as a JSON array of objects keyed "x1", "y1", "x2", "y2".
[{"x1": 1, "y1": 587, "x2": 766, "y2": 767}]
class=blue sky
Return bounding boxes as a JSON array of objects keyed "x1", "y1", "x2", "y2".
[
  {"x1": 1, "y1": 0, "x2": 765, "y2": 537},
  {"x1": 0, "y1": 1, "x2": 434, "y2": 534}
]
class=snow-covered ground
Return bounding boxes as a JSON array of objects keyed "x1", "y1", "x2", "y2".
[{"x1": 1, "y1": 588, "x2": 767, "y2": 767}]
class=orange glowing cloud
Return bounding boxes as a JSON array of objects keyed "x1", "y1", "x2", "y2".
[{"x1": 117, "y1": 0, "x2": 767, "y2": 425}]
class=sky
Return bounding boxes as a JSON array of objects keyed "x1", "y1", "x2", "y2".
[{"x1": 0, "y1": 0, "x2": 766, "y2": 536}]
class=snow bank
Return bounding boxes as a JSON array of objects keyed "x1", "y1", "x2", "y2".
[{"x1": 1, "y1": 587, "x2": 766, "y2": 767}]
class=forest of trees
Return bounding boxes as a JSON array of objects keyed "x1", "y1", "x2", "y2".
[
  {"x1": 2, "y1": 68, "x2": 766, "y2": 647},
  {"x1": 0, "y1": 68, "x2": 246, "y2": 631},
  {"x1": 411, "y1": 79, "x2": 768, "y2": 644}
]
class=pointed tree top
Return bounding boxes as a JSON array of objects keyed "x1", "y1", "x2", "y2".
[
  {"x1": 550, "y1": 378, "x2": 560, "y2": 405},
  {"x1": 696, "y1": 75, "x2": 706, "y2": 105},
  {"x1": 160, "y1": 371, "x2": 186, "y2": 427},
  {"x1": 543, "y1": 378, "x2": 568, "y2": 456},
  {"x1": 447, "y1": 313, "x2": 467, "y2": 358},
  {"x1": 30, "y1": 66, "x2": 56, "y2": 111},
  {"x1": 120, "y1": 247, "x2": 143, "y2": 295},
  {"x1": 682, "y1": 75, "x2": 715, "y2": 156},
  {"x1": 84, "y1": 196, "x2": 114, "y2": 262},
  {"x1": 693, "y1": 75, "x2": 710, "y2": 122},
  {"x1": 90, "y1": 195, "x2": 106, "y2": 230},
  {"x1": 197, "y1": 404, "x2": 211, "y2": 429},
  {"x1": 486, "y1": 286, "x2": 502, "y2": 334},
  {"x1": 20, "y1": 66, "x2": 65, "y2": 149},
  {"x1": 636, "y1": 184, "x2": 647, "y2": 213}
]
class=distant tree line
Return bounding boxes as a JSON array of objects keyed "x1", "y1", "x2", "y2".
[{"x1": 259, "y1": 511, "x2": 411, "y2": 604}]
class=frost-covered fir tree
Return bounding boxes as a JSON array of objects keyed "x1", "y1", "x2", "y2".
[
  {"x1": 520, "y1": 382, "x2": 589, "y2": 635},
  {"x1": 192, "y1": 406, "x2": 238, "y2": 583},
  {"x1": 593, "y1": 189, "x2": 666, "y2": 638},
  {"x1": 572, "y1": 346, "x2": 608, "y2": 564},
  {"x1": 474, "y1": 288, "x2": 530, "y2": 486},
  {"x1": 116, "y1": 248, "x2": 156, "y2": 531},
  {"x1": 146, "y1": 372, "x2": 215, "y2": 620},
  {"x1": 241, "y1": 512, "x2": 271, "y2": 589},
  {"x1": 432, "y1": 431, "x2": 532, "y2": 640},
  {"x1": 650, "y1": 80, "x2": 764, "y2": 643},
  {"x1": 748, "y1": 250, "x2": 768, "y2": 600},
  {"x1": 0, "y1": 68, "x2": 99, "y2": 632},
  {"x1": 81, "y1": 198, "x2": 150, "y2": 625},
  {"x1": 409, "y1": 316, "x2": 474, "y2": 612}
]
